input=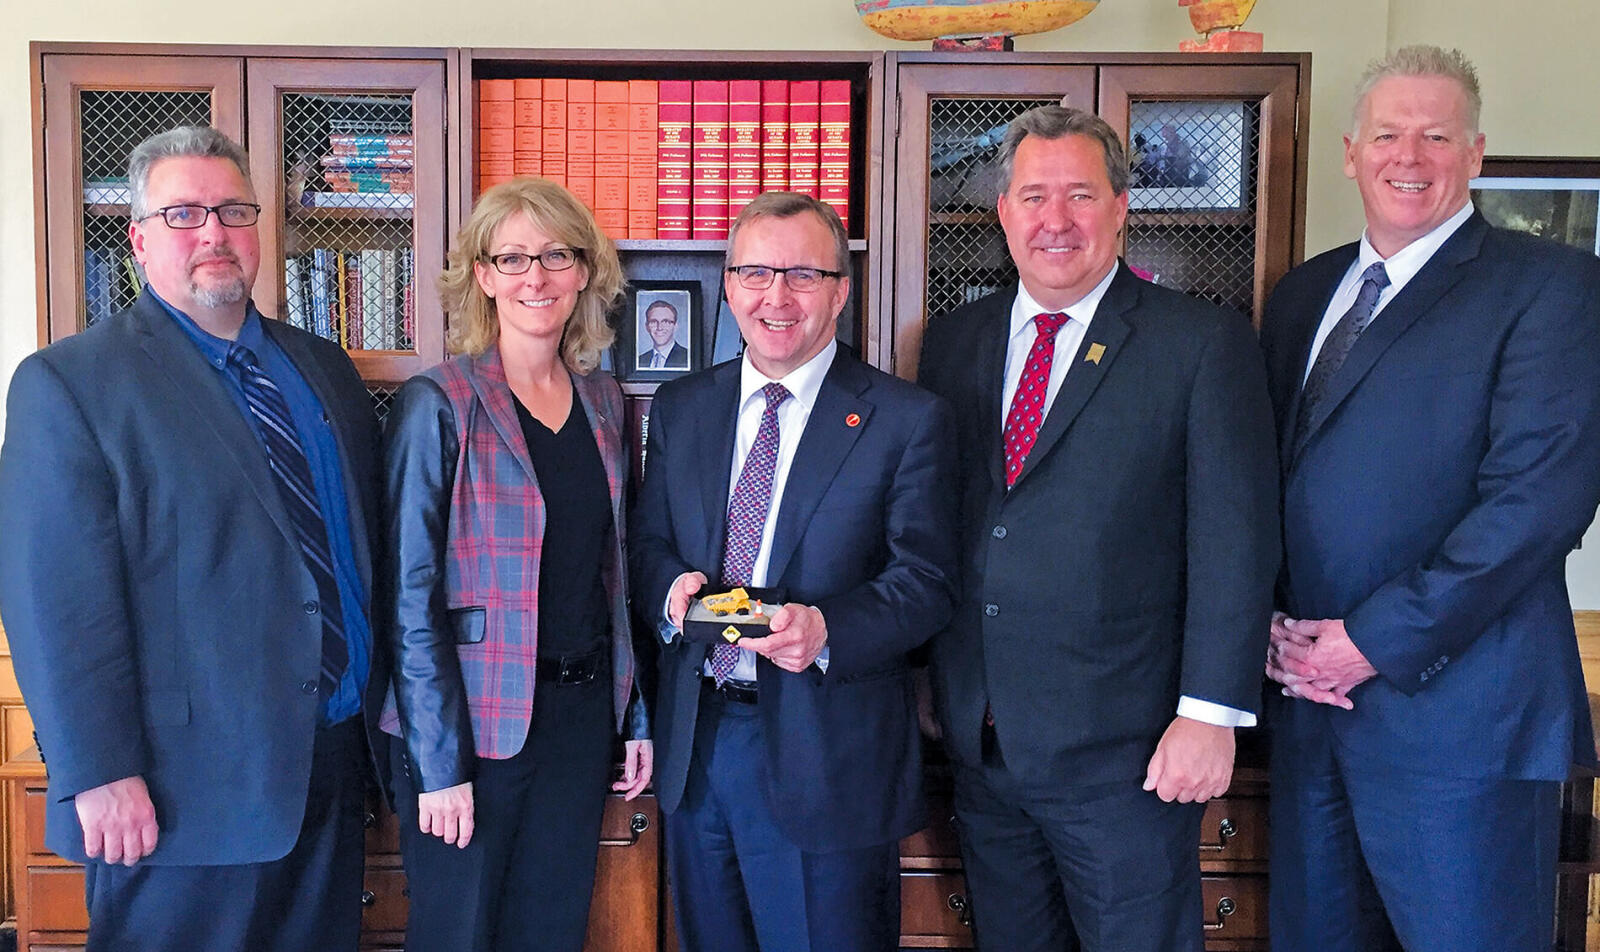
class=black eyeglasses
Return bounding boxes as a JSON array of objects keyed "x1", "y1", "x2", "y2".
[
  {"x1": 484, "y1": 248, "x2": 582, "y2": 275},
  {"x1": 725, "y1": 265, "x2": 845, "y2": 293},
  {"x1": 137, "y1": 203, "x2": 262, "y2": 229}
]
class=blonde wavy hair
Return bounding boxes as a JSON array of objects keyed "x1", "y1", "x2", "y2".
[{"x1": 439, "y1": 178, "x2": 623, "y2": 371}]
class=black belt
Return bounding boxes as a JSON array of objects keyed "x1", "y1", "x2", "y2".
[
  {"x1": 702, "y1": 676, "x2": 758, "y2": 704},
  {"x1": 536, "y1": 648, "x2": 606, "y2": 684}
]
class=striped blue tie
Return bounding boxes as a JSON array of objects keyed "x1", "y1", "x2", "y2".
[{"x1": 227, "y1": 345, "x2": 349, "y2": 698}]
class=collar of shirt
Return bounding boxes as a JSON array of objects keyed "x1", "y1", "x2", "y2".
[
  {"x1": 1002, "y1": 262, "x2": 1120, "y2": 414},
  {"x1": 736, "y1": 337, "x2": 837, "y2": 418},
  {"x1": 1305, "y1": 202, "x2": 1474, "y2": 383},
  {"x1": 150, "y1": 287, "x2": 267, "y2": 368}
]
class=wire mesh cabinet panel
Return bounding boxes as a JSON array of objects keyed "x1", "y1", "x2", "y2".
[
  {"x1": 1099, "y1": 64, "x2": 1301, "y2": 326},
  {"x1": 247, "y1": 58, "x2": 448, "y2": 385},
  {"x1": 889, "y1": 62, "x2": 1095, "y2": 381},
  {"x1": 39, "y1": 54, "x2": 244, "y2": 343}
]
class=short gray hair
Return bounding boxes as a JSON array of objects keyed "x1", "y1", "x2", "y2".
[
  {"x1": 725, "y1": 191, "x2": 851, "y2": 274},
  {"x1": 994, "y1": 105, "x2": 1130, "y2": 196},
  {"x1": 128, "y1": 126, "x2": 252, "y2": 219},
  {"x1": 1353, "y1": 45, "x2": 1482, "y2": 134}
]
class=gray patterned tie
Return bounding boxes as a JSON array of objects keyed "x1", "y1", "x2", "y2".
[{"x1": 1294, "y1": 262, "x2": 1390, "y2": 455}]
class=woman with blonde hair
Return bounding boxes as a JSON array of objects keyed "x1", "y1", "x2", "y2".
[{"x1": 380, "y1": 177, "x2": 651, "y2": 950}]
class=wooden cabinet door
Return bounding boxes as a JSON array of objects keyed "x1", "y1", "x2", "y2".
[
  {"x1": 246, "y1": 57, "x2": 448, "y2": 385},
  {"x1": 1099, "y1": 64, "x2": 1302, "y2": 324},
  {"x1": 39, "y1": 53, "x2": 244, "y2": 343},
  {"x1": 887, "y1": 62, "x2": 1095, "y2": 381}
]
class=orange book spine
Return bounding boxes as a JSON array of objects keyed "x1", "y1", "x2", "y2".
[
  {"x1": 691, "y1": 80, "x2": 730, "y2": 240},
  {"x1": 595, "y1": 80, "x2": 630, "y2": 132},
  {"x1": 628, "y1": 80, "x2": 659, "y2": 239},
  {"x1": 760, "y1": 80, "x2": 789, "y2": 194},
  {"x1": 657, "y1": 80, "x2": 693, "y2": 241},
  {"x1": 819, "y1": 79, "x2": 851, "y2": 231},
  {"x1": 788, "y1": 80, "x2": 820, "y2": 200},
  {"x1": 477, "y1": 79, "x2": 516, "y2": 194},
  {"x1": 514, "y1": 78, "x2": 542, "y2": 183},
  {"x1": 542, "y1": 78, "x2": 568, "y2": 186},
  {"x1": 513, "y1": 78, "x2": 542, "y2": 126},
  {"x1": 567, "y1": 78, "x2": 596, "y2": 198},
  {"x1": 728, "y1": 79, "x2": 762, "y2": 223}
]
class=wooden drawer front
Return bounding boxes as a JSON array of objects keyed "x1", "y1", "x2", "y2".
[
  {"x1": 1199, "y1": 796, "x2": 1268, "y2": 862},
  {"x1": 899, "y1": 870, "x2": 974, "y2": 948},
  {"x1": 584, "y1": 795, "x2": 660, "y2": 952},
  {"x1": 25, "y1": 786, "x2": 52, "y2": 858},
  {"x1": 900, "y1": 792, "x2": 961, "y2": 866},
  {"x1": 360, "y1": 867, "x2": 409, "y2": 934},
  {"x1": 1201, "y1": 874, "x2": 1267, "y2": 941},
  {"x1": 364, "y1": 803, "x2": 400, "y2": 856},
  {"x1": 27, "y1": 865, "x2": 89, "y2": 931}
]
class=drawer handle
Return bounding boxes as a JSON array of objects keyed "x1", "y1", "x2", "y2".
[
  {"x1": 599, "y1": 812, "x2": 651, "y2": 847},
  {"x1": 1198, "y1": 816, "x2": 1238, "y2": 852},
  {"x1": 1203, "y1": 896, "x2": 1237, "y2": 931},
  {"x1": 947, "y1": 893, "x2": 973, "y2": 928},
  {"x1": 360, "y1": 890, "x2": 376, "y2": 907}
]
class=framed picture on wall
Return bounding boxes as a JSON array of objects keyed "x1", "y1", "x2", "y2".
[
  {"x1": 1471, "y1": 157, "x2": 1600, "y2": 256},
  {"x1": 622, "y1": 281, "x2": 702, "y2": 381},
  {"x1": 1127, "y1": 100, "x2": 1249, "y2": 211}
]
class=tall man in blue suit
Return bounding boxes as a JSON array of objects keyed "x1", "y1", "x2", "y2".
[
  {"x1": 0, "y1": 127, "x2": 384, "y2": 950},
  {"x1": 631, "y1": 191, "x2": 958, "y2": 952},
  {"x1": 1262, "y1": 46, "x2": 1600, "y2": 952}
]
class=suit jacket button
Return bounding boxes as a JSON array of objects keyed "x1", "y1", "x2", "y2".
[
  {"x1": 984, "y1": 603, "x2": 1000, "y2": 617},
  {"x1": 301, "y1": 680, "x2": 319, "y2": 695},
  {"x1": 992, "y1": 525, "x2": 1007, "y2": 539},
  {"x1": 303, "y1": 600, "x2": 319, "y2": 615}
]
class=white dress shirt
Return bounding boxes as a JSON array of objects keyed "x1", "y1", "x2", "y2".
[
  {"x1": 1009, "y1": 265, "x2": 1254, "y2": 729},
  {"x1": 663, "y1": 340, "x2": 839, "y2": 682},
  {"x1": 1303, "y1": 202, "x2": 1474, "y2": 383}
]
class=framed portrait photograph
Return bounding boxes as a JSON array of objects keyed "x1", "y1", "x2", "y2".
[
  {"x1": 623, "y1": 281, "x2": 701, "y2": 381},
  {"x1": 1471, "y1": 157, "x2": 1600, "y2": 256},
  {"x1": 1127, "y1": 100, "x2": 1249, "y2": 212}
]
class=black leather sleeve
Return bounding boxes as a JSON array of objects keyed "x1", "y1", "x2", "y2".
[{"x1": 381, "y1": 375, "x2": 477, "y2": 792}]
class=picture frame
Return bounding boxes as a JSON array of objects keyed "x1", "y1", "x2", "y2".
[
  {"x1": 1470, "y1": 157, "x2": 1600, "y2": 256},
  {"x1": 622, "y1": 280, "x2": 702, "y2": 381},
  {"x1": 1127, "y1": 100, "x2": 1249, "y2": 212}
]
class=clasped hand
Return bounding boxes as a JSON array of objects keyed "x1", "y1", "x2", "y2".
[{"x1": 1265, "y1": 612, "x2": 1377, "y2": 710}]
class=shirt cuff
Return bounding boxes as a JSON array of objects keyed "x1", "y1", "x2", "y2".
[
  {"x1": 816, "y1": 647, "x2": 830, "y2": 673},
  {"x1": 659, "y1": 580, "x2": 684, "y2": 644},
  {"x1": 1176, "y1": 695, "x2": 1256, "y2": 728}
]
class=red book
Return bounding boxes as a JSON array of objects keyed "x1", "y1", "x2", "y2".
[
  {"x1": 760, "y1": 80, "x2": 789, "y2": 194},
  {"x1": 657, "y1": 80, "x2": 694, "y2": 241},
  {"x1": 788, "y1": 80, "x2": 820, "y2": 200},
  {"x1": 567, "y1": 80, "x2": 596, "y2": 182},
  {"x1": 691, "y1": 80, "x2": 730, "y2": 240},
  {"x1": 513, "y1": 79, "x2": 542, "y2": 127},
  {"x1": 542, "y1": 79, "x2": 568, "y2": 186},
  {"x1": 595, "y1": 81, "x2": 630, "y2": 132},
  {"x1": 819, "y1": 79, "x2": 852, "y2": 231},
  {"x1": 728, "y1": 80, "x2": 762, "y2": 224}
]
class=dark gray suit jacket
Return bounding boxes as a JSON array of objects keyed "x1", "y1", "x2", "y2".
[
  {"x1": 0, "y1": 290, "x2": 385, "y2": 865},
  {"x1": 919, "y1": 266, "x2": 1280, "y2": 786}
]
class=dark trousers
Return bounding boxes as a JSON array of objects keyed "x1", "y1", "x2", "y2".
[
  {"x1": 952, "y1": 735, "x2": 1204, "y2": 952},
  {"x1": 665, "y1": 689, "x2": 901, "y2": 952},
  {"x1": 1269, "y1": 713, "x2": 1559, "y2": 952},
  {"x1": 83, "y1": 718, "x2": 366, "y2": 952},
  {"x1": 392, "y1": 674, "x2": 614, "y2": 952}
]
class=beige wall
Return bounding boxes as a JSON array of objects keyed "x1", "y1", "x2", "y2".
[{"x1": 3, "y1": 0, "x2": 1599, "y2": 601}]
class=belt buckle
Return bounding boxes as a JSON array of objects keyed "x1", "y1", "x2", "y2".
[{"x1": 560, "y1": 654, "x2": 597, "y2": 684}]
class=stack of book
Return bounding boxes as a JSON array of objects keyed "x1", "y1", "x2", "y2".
[
  {"x1": 476, "y1": 76, "x2": 852, "y2": 241},
  {"x1": 283, "y1": 247, "x2": 416, "y2": 351},
  {"x1": 303, "y1": 132, "x2": 416, "y2": 210}
]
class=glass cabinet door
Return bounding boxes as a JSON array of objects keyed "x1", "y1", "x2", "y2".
[
  {"x1": 247, "y1": 58, "x2": 447, "y2": 385},
  {"x1": 40, "y1": 54, "x2": 244, "y2": 342}
]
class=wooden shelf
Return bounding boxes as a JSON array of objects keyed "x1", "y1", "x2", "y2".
[
  {"x1": 617, "y1": 238, "x2": 868, "y2": 253},
  {"x1": 1128, "y1": 209, "x2": 1255, "y2": 227},
  {"x1": 928, "y1": 210, "x2": 996, "y2": 227},
  {"x1": 289, "y1": 205, "x2": 414, "y2": 221}
]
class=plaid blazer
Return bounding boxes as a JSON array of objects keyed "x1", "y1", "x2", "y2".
[{"x1": 381, "y1": 348, "x2": 634, "y2": 782}]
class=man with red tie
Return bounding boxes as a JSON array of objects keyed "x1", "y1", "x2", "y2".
[{"x1": 918, "y1": 105, "x2": 1279, "y2": 951}]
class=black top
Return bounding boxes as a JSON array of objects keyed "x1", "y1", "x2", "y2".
[{"x1": 514, "y1": 390, "x2": 612, "y2": 659}]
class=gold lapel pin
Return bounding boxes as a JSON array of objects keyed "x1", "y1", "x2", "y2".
[
  {"x1": 845, "y1": 412, "x2": 861, "y2": 428},
  {"x1": 1085, "y1": 342, "x2": 1106, "y2": 365}
]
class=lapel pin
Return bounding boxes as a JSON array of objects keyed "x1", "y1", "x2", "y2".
[
  {"x1": 845, "y1": 412, "x2": 861, "y2": 428},
  {"x1": 1085, "y1": 342, "x2": 1106, "y2": 365}
]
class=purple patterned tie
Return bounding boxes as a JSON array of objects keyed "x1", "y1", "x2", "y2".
[
  {"x1": 710, "y1": 382, "x2": 791, "y2": 685},
  {"x1": 1001, "y1": 313, "x2": 1069, "y2": 488}
]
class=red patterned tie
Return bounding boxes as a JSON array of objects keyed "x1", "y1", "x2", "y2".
[
  {"x1": 1002, "y1": 313, "x2": 1069, "y2": 488},
  {"x1": 710, "y1": 382, "x2": 791, "y2": 685}
]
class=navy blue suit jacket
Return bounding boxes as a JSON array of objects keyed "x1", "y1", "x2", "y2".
[
  {"x1": 919, "y1": 267, "x2": 1280, "y2": 786},
  {"x1": 1261, "y1": 212, "x2": 1600, "y2": 781},
  {"x1": 630, "y1": 349, "x2": 958, "y2": 852},
  {"x1": 0, "y1": 290, "x2": 385, "y2": 865}
]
